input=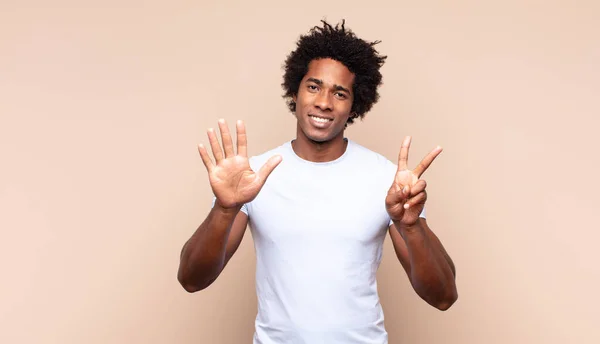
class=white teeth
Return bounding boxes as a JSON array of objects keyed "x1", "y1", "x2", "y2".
[{"x1": 310, "y1": 116, "x2": 330, "y2": 123}]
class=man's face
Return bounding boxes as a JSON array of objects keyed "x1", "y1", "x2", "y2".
[{"x1": 293, "y1": 58, "x2": 355, "y2": 143}]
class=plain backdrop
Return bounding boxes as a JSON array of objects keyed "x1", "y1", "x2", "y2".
[{"x1": 1, "y1": 1, "x2": 599, "y2": 343}]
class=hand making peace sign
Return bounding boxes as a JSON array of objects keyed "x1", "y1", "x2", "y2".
[{"x1": 385, "y1": 136, "x2": 443, "y2": 226}]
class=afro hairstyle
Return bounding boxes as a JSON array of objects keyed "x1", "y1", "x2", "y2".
[{"x1": 281, "y1": 19, "x2": 387, "y2": 125}]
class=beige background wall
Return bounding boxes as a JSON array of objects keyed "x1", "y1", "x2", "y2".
[{"x1": 1, "y1": 1, "x2": 599, "y2": 343}]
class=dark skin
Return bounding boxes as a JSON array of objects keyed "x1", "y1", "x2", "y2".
[
  {"x1": 290, "y1": 58, "x2": 355, "y2": 162},
  {"x1": 178, "y1": 58, "x2": 457, "y2": 310}
]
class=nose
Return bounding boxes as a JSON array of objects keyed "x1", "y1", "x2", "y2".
[{"x1": 314, "y1": 91, "x2": 333, "y2": 111}]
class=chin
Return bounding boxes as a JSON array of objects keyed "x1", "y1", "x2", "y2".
[
  {"x1": 304, "y1": 130, "x2": 339, "y2": 144},
  {"x1": 307, "y1": 135, "x2": 331, "y2": 144}
]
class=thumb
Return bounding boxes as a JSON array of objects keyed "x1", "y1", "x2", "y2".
[
  {"x1": 256, "y1": 155, "x2": 283, "y2": 184},
  {"x1": 388, "y1": 184, "x2": 410, "y2": 205}
]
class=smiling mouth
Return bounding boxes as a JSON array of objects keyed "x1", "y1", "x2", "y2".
[{"x1": 309, "y1": 115, "x2": 333, "y2": 123}]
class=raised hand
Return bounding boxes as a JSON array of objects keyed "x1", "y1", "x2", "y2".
[
  {"x1": 385, "y1": 136, "x2": 442, "y2": 226},
  {"x1": 198, "y1": 119, "x2": 282, "y2": 210}
]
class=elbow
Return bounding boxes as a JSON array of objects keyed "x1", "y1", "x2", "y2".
[
  {"x1": 434, "y1": 288, "x2": 458, "y2": 311},
  {"x1": 413, "y1": 274, "x2": 458, "y2": 311},
  {"x1": 178, "y1": 274, "x2": 199, "y2": 293},
  {"x1": 177, "y1": 269, "x2": 210, "y2": 293},
  {"x1": 177, "y1": 257, "x2": 223, "y2": 293},
  {"x1": 180, "y1": 281, "x2": 203, "y2": 293}
]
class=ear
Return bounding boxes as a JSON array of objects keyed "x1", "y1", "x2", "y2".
[{"x1": 292, "y1": 94, "x2": 297, "y2": 103}]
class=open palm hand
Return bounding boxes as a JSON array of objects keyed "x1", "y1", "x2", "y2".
[{"x1": 198, "y1": 119, "x2": 282, "y2": 210}]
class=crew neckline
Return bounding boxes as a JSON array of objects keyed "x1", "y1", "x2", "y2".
[{"x1": 286, "y1": 138, "x2": 352, "y2": 166}]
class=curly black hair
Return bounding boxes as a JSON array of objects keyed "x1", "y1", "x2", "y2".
[{"x1": 282, "y1": 19, "x2": 387, "y2": 125}]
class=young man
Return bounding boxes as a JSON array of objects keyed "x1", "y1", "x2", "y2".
[{"x1": 178, "y1": 20, "x2": 458, "y2": 343}]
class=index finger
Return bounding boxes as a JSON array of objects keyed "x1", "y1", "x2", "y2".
[
  {"x1": 236, "y1": 120, "x2": 247, "y2": 157},
  {"x1": 413, "y1": 146, "x2": 443, "y2": 178}
]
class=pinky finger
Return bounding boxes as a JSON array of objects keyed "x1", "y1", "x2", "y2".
[
  {"x1": 403, "y1": 191, "x2": 427, "y2": 210},
  {"x1": 198, "y1": 144, "x2": 214, "y2": 172}
]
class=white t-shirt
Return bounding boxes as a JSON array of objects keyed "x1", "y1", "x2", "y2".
[{"x1": 225, "y1": 138, "x2": 424, "y2": 344}]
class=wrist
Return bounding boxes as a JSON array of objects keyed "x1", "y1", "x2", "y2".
[
  {"x1": 213, "y1": 199, "x2": 243, "y2": 216},
  {"x1": 393, "y1": 219, "x2": 424, "y2": 235}
]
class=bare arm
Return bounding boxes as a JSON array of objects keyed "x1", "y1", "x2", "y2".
[
  {"x1": 177, "y1": 206, "x2": 248, "y2": 292},
  {"x1": 385, "y1": 136, "x2": 457, "y2": 310},
  {"x1": 389, "y1": 218, "x2": 457, "y2": 310},
  {"x1": 177, "y1": 119, "x2": 281, "y2": 293}
]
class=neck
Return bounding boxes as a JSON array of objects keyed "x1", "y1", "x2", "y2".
[{"x1": 291, "y1": 129, "x2": 348, "y2": 163}]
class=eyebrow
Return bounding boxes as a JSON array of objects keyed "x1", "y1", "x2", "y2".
[{"x1": 306, "y1": 77, "x2": 351, "y2": 95}]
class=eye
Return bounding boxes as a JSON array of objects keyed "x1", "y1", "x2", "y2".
[
  {"x1": 307, "y1": 85, "x2": 319, "y2": 92},
  {"x1": 334, "y1": 92, "x2": 347, "y2": 99}
]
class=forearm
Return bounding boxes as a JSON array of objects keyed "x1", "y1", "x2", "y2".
[
  {"x1": 394, "y1": 220, "x2": 457, "y2": 310},
  {"x1": 424, "y1": 224, "x2": 456, "y2": 277},
  {"x1": 177, "y1": 204, "x2": 241, "y2": 292}
]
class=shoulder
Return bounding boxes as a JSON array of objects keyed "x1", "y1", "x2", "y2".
[{"x1": 347, "y1": 139, "x2": 397, "y2": 177}]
